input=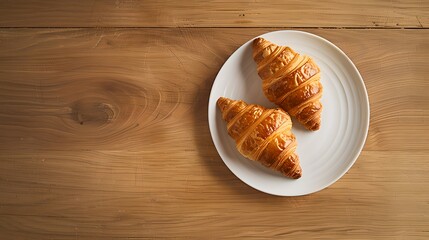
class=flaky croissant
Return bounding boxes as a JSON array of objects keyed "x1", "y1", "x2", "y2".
[
  {"x1": 252, "y1": 37, "x2": 323, "y2": 131},
  {"x1": 217, "y1": 97, "x2": 302, "y2": 179}
]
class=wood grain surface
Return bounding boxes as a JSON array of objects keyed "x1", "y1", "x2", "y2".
[
  {"x1": 0, "y1": 0, "x2": 428, "y2": 28},
  {"x1": 0, "y1": 1, "x2": 429, "y2": 239}
]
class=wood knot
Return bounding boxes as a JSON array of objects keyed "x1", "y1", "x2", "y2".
[{"x1": 71, "y1": 100, "x2": 116, "y2": 126}]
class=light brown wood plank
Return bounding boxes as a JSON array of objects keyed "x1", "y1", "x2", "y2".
[
  {"x1": 0, "y1": 150, "x2": 428, "y2": 239},
  {"x1": 0, "y1": 28, "x2": 428, "y2": 239},
  {"x1": 0, "y1": 0, "x2": 427, "y2": 28},
  {"x1": 0, "y1": 29, "x2": 427, "y2": 152}
]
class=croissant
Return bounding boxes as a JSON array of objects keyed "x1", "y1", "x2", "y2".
[
  {"x1": 252, "y1": 37, "x2": 323, "y2": 131},
  {"x1": 217, "y1": 97, "x2": 302, "y2": 179}
]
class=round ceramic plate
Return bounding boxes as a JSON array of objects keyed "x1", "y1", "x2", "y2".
[{"x1": 208, "y1": 30, "x2": 370, "y2": 196}]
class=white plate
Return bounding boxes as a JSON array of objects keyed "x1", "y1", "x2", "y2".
[{"x1": 208, "y1": 30, "x2": 370, "y2": 196}]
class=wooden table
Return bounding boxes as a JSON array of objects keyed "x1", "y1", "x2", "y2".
[{"x1": 0, "y1": 1, "x2": 428, "y2": 239}]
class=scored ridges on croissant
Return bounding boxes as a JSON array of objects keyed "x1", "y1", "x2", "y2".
[
  {"x1": 252, "y1": 37, "x2": 323, "y2": 131},
  {"x1": 217, "y1": 97, "x2": 302, "y2": 179}
]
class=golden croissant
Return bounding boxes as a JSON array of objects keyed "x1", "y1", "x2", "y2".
[
  {"x1": 252, "y1": 37, "x2": 323, "y2": 131},
  {"x1": 217, "y1": 97, "x2": 302, "y2": 179}
]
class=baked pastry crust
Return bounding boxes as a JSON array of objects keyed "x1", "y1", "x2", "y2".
[
  {"x1": 253, "y1": 37, "x2": 323, "y2": 131},
  {"x1": 217, "y1": 97, "x2": 302, "y2": 179}
]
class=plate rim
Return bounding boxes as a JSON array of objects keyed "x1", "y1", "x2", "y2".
[{"x1": 207, "y1": 30, "x2": 370, "y2": 196}]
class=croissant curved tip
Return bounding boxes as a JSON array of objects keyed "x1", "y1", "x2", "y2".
[
  {"x1": 253, "y1": 37, "x2": 267, "y2": 48},
  {"x1": 217, "y1": 97, "x2": 227, "y2": 109},
  {"x1": 217, "y1": 97, "x2": 238, "y2": 115},
  {"x1": 217, "y1": 96, "x2": 227, "y2": 104},
  {"x1": 309, "y1": 123, "x2": 320, "y2": 131},
  {"x1": 306, "y1": 119, "x2": 321, "y2": 131},
  {"x1": 290, "y1": 167, "x2": 302, "y2": 179}
]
